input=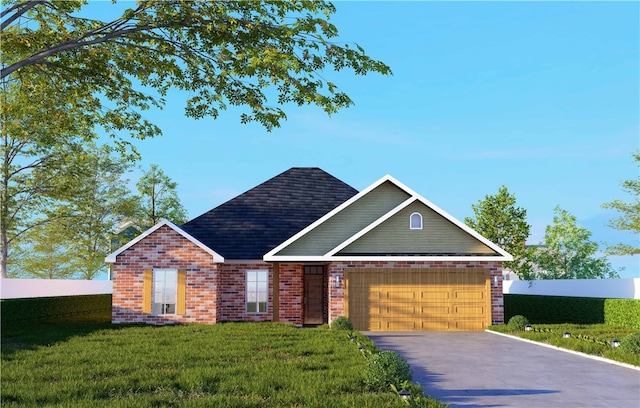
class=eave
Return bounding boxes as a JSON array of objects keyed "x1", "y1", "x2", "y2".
[{"x1": 264, "y1": 255, "x2": 513, "y2": 262}]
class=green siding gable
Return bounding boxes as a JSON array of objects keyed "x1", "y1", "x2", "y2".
[
  {"x1": 338, "y1": 201, "x2": 497, "y2": 255},
  {"x1": 275, "y1": 181, "x2": 410, "y2": 256}
]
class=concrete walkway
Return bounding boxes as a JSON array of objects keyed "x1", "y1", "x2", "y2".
[{"x1": 364, "y1": 331, "x2": 640, "y2": 408}]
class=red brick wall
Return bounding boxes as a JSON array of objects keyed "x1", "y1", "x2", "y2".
[
  {"x1": 216, "y1": 263, "x2": 273, "y2": 322},
  {"x1": 112, "y1": 226, "x2": 309, "y2": 325},
  {"x1": 215, "y1": 263, "x2": 305, "y2": 325},
  {"x1": 327, "y1": 261, "x2": 504, "y2": 325},
  {"x1": 277, "y1": 263, "x2": 304, "y2": 325},
  {"x1": 111, "y1": 225, "x2": 219, "y2": 325}
]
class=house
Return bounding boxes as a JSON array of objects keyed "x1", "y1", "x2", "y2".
[{"x1": 106, "y1": 168, "x2": 512, "y2": 331}]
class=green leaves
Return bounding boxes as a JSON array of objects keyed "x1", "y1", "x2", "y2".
[
  {"x1": 135, "y1": 164, "x2": 188, "y2": 228},
  {"x1": 2, "y1": 0, "x2": 391, "y2": 132},
  {"x1": 527, "y1": 206, "x2": 619, "y2": 280},
  {"x1": 464, "y1": 185, "x2": 531, "y2": 278},
  {"x1": 602, "y1": 151, "x2": 640, "y2": 256},
  {"x1": 1, "y1": 0, "x2": 390, "y2": 277},
  {"x1": 6, "y1": 144, "x2": 139, "y2": 279}
]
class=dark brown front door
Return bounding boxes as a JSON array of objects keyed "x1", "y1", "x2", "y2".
[{"x1": 304, "y1": 266, "x2": 324, "y2": 324}]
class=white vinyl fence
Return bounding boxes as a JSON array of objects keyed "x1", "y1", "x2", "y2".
[
  {"x1": 0, "y1": 279, "x2": 112, "y2": 300},
  {"x1": 503, "y1": 278, "x2": 640, "y2": 299}
]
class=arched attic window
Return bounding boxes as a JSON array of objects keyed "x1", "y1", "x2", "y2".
[{"x1": 409, "y1": 212, "x2": 423, "y2": 230}]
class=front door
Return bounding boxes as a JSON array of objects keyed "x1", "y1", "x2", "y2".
[{"x1": 304, "y1": 265, "x2": 324, "y2": 324}]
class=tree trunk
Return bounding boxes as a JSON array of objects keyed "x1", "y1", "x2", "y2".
[
  {"x1": 1, "y1": 130, "x2": 8, "y2": 279},
  {"x1": 1, "y1": 233, "x2": 7, "y2": 278}
]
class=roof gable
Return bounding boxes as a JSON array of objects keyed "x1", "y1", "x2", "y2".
[
  {"x1": 272, "y1": 180, "x2": 410, "y2": 257},
  {"x1": 264, "y1": 175, "x2": 513, "y2": 262},
  {"x1": 335, "y1": 199, "x2": 499, "y2": 256},
  {"x1": 105, "y1": 219, "x2": 224, "y2": 263},
  {"x1": 180, "y1": 168, "x2": 358, "y2": 259}
]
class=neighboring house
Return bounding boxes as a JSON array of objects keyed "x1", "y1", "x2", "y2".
[{"x1": 106, "y1": 168, "x2": 512, "y2": 331}]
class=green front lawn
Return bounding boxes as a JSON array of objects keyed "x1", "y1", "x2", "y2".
[
  {"x1": 489, "y1": 324, "x2": 640, "y2": 367},
  {"x1": 2, "y1": 322, "x2": 446, "y2": 407}
]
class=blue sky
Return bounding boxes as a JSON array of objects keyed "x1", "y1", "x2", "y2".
[{"x1": 94, "y1": 2, "x2": 639, "y2": 277}]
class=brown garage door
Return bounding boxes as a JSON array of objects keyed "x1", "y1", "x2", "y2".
[{"x1": 345, "y1": 268, "x2": 490, "y2": 331}]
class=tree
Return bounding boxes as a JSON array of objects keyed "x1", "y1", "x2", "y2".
[
  {"x1": 602, "y1": 151, "x2": 640, "y2": 256},
  {"x1": 527, "y1": 206, "x2": 619, "y2": 279},
  {"x1": 135, "y1": 164, "x2": 187, "y2": 228},
  {"x1": 64, "y1": 145, "x2": 139, "y2": 279},
  {"x1": 0, "y1": 81, "x2": 91, "y2": 278},
  {"x1": 1, "y1": 1, "x2": 390, "y2": 278},
  {"x1": 464, "y1": 186, "x2": 531, "y2": 279},
  {"x1": 6, "y1": 144, "x2": 139, "y2": 279},
  {"x1": 0, "y1": 43, "x2": 114, "y2": 278},
  {"x1": 1, "y1": 1, "x2": 391, "y2": 138},
  {"x1": 8, "y1": 222, "x2": 76, "y2": 279}
]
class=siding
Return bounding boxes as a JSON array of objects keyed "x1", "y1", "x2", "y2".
[
  {"x1": 339, "y1": 201, "x2": 497, "y2": 255},
  {"x1": 276, "y1": 181, "x2": 410, "y2": 256}
]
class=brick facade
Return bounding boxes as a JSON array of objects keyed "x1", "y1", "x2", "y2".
[
  {"x1": 111, "y1": 225, "x2": 219, "y2": 325},
  {"x1": 276, "y1": 263, "x2": 305, "y2": 325},
  {"x1": 112, "y1": 227, "x2": 504, "y2": 328},
  {"x1": 111, "y1": 227, "x2": 309, "y2": 325}
]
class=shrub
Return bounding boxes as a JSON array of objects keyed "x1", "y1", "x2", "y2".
[
  {"x1": 330, "y1": 316, "x2": 353, "y2": 331},
  {"x1": 504, "y1": 294, "x2": 605, "y2": 324},
  {"x1": 620, "y1": 333, "x2": 640, "y2": 354},
  {"x1": 605, "y1": 299, "x2": 640, "y2": 329},
  {"x1": 1, "y1": 294, "x2": 112, "y2": 330},
  {"x1": 364, "y1": 350, "x2": 412, "y2": 391},
  {"x1": 507, "y1": 315, "x2": 529, "y2": 332}
]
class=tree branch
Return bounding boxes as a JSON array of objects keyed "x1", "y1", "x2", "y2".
[
  {"x1": 0, "y1": 1, "x2": 42, "y2": 31},
  {"x1": 1, "y1": 22, "x2": 160, "y2": 79}
]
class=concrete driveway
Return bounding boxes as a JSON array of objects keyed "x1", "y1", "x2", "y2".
[{"x1": 364, "y1": 331, "x2": 640, "y2": 408}]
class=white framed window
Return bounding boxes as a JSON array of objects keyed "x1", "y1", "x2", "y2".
[
  {"x1": 153, "y1": 268, "x2": 177, "y2": 315},
  {"x1": 410, "y1": 212, "x2": 423, "y2": 230},
  {"x1": 246, "y1": 270, "x2": 268, "y2": 313}
]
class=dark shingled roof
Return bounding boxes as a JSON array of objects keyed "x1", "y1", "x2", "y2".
[{"x1": 181, "y1": 168, "x2": 358, "y2": 260}]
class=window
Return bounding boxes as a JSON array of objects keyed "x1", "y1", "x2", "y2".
[
  {"x1": 153, "y1": 269, "x2": 177, "y2": 315},
  {"x1": 410, "y1": 212, "x2": 423, "y2": 230},
  {"x1": 143, "y1": 269, "x2": 186, "y2": 315},
  {"x1": 246, "y1": 270, "x2": 268, "y2": 313}
]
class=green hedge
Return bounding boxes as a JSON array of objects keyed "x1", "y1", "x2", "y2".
[
  {"x1": 504, "y1": 295, "x2": 640, "y2": 328},
  {"x1": 504, "y1": 294, "x2": 605, "y2": 325},
  {"x1": 604, "y1": 299, "x2": 640, "y2": 329},
  {"x1": 1, "y1": 294, "x2": 112, "y2": 329}
]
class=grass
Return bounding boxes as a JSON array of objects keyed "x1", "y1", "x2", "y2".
[
  {"x1": 1, "y1": 321, "x2": 447, "y2": 407},
  {"x1": 489, "y1": 323, "x2": 640, "y2": 367}
]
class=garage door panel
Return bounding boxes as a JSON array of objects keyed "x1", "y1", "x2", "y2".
[
  {"x1": 420, "y1": 290, "x2": 450, "y2": 300},
  {"x1": 385, "y1": 305, "x2": 417, "y2": 317},
  {"x1": 453, "y1": 290, "x2": 485, "y2": 300},
  {"x1": 455, "y1": 320, "x2": 486, "y2": 331},
  {"x1": 384, "y1": 291, "x2": 417, "y2": 302},
  {"x1": 346, "y1": 268, "x2": 489, "y2": 332},
  {"x1": 386, "y1": 320, "x2": 417, "y2": 331},
  {"x1": 454, "y1": 305, "x2": 485, "y2": 316},
  {"x1": 421, "y1": 320, "x2": 450, "y2": 331},
  {"x1": 421, "y1": 305, "x2": 450, "y2": 315},
  {"x1": 368, "y1": 305, "x2": 383, "y2": 317},
  {"x1": 367, "y1": 291, "x2": 384, "y2": 301}
]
